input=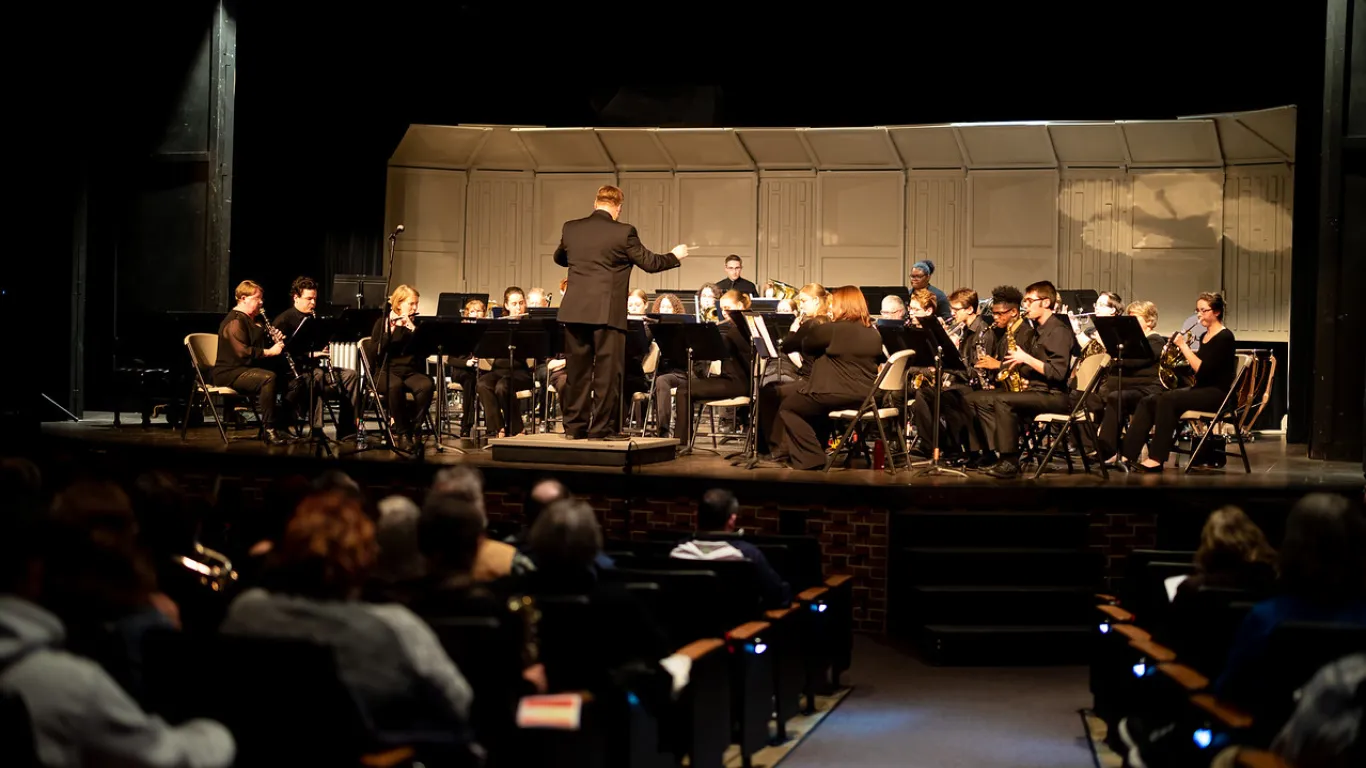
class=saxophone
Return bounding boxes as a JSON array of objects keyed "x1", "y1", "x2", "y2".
[{"x1": 997, "y1": 317, "x2": 1027, "y2": 392}]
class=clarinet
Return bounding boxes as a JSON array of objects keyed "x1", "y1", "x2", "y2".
[{"x1": 261, "y1": 312, "x2": 300, "y2": 378}]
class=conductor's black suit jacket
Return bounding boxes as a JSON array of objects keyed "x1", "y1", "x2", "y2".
[{"x1": 553, "y1": 210, "x2": 681, "y2": 330}]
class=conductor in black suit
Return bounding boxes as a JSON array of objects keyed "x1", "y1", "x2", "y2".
[{"x1": 554, "y1": 185, "x2": 689, "y2": 439}]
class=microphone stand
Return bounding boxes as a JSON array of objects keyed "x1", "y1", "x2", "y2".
[
  {"x1": 911, "y1": 344, "x2": 968, "y2": 479},
  {"x1": 728, "y1": 332, "x2": 763, "y2": 469},
  {"x1": 366, "y1": 228, "x2": 409, "y2": 456}
]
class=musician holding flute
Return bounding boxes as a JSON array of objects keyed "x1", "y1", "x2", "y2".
[
  {"x1": 366, "y1": 284, "x2": 435, "y2": 448},
  {"x1": 212, "y1": 280, "x2": 290, "y2": 446},
  {"x1": 1117, "y1": 292, "x2": 1236, "y2": 473}
]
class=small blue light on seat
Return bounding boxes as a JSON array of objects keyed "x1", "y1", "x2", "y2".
[
  {"x1": 627, "y1": 692, "x2": 640, "y2": 706},
  {"x1": 1099, "y1": 623, "x2": 1111, "y2": 634},
  {"x1": 1193, "y1": 729, "x2": 1212, "y2": 749},
  {"x1": 1132, "y1": 662, "x2": 1146, "y2": 677},
  {"x1": 754, "y1": 643, "x2": 768, "y2": 654}
]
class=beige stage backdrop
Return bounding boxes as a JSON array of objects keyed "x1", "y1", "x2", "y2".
[{"x1": 383, "y1": 107, "x2": 1294, "y2": 342}]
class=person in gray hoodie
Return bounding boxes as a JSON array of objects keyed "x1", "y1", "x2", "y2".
[{"x1": 0, "y1": 509, "x2": 235, "y2": 768}]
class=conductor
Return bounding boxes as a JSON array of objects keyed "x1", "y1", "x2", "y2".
[{"x1": 554, "y1": 185, "x2": 689, "y2": 439}]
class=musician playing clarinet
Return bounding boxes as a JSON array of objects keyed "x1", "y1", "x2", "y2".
[
  {"x1": 212, "y1": 280, "x2": 290, "y2": 445},
  {"x1": 367, "y1": 284, "x2": 435, "y2": 448},
  {"x1": 273, "y1": 276, "x2": 360, "y2": 440}
]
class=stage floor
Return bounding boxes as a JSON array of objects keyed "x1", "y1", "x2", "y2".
[{"x1": 37, "y1": 413, "x2": 1364, "y2": 493}]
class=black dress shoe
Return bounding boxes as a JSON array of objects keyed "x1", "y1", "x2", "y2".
[
  {"x1": 263, "y1": 429, "x2": 291, "y2": 446},
  {"x1": 969, "y1": 451, "x2": 998, "y2": 469},
  {"x1": 588, "y1": 433, "x2": 632, "y2": 441},
  {"x1": 564, "y1": 432, "x2": 586, "y2": 440},
  {"x1": 985, "y1": 460, "x2": 1021, "y2": 479},
  {"x1": 1132, "y1": 461, "x2": 1164, "y2": 473}
]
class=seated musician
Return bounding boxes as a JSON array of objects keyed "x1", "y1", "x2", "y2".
[
  {"x1": 961, "y1": 285, "x2": 1035, "y2": 469},
  {"x1": 1118, "y1": 292, "x2": 1236, "y2": 472},
  {"x1": 212, "y1": 280, "x2": 290, "y2": 445},
  {"x1": 652, "y1": 291, "x2": 752, "y2": 443},
  {"x1": 650, "y1": 292, "x2": 683, "y2": 315},
  {"x1": 442, "y1": 298, "x2": 485, "y2": 438},
  {"x1": 879, "y1": 294, "x2": 906, "y2": 321},
  {"x1": 907, "y1": 289, "x2": 937, "y2": 322},
  {"x1": 909, "y1": 288, "x2": 990, "y2": 462},
  {"x1": 477, "y1": 287, "x2": 532, "y2": 437},
  {"x1": 366, "y1": 284, "x2": 435, "y2": 447},
  {"x1": 626, "y1": 289, "x2": 648, "y2": 317},
  {"x1": 272, "y1": 276, "x2": 360, "y2": 440},
  {"x1": 1079, "y1": 299, "x2": 1166, "y2": 461},
  {"x1": 526, "y1": 287, "x2": 551, "y2": 308},
  {"x1": 968, "y1": 281, "x2": 1073, "y2": 479},
  {"x1": 757, "y1": 283, "x2": 830, "y2": 454},
  {"x1": 769, "y1": 286, "x2": 883, "y2": 470},
  {"x1": 696, "y1": 282, "x2": 720, "y2": 321}
]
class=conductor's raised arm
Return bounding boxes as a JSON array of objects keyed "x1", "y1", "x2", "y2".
[{"x1": 625, "y1": 227, "x2": 687, "y2": 273}]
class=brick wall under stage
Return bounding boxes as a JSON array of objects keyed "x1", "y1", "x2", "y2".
[{"x1": 1089, "y1": 511, "x2": 1160, "y2": 585}]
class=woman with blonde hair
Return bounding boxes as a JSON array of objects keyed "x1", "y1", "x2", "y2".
[
  {"x1": 768, "y1": 286, "x2": 883, "y2": 469},
  {"x1": 366, "y1": 284, "x2": 435, "y2": 447}
]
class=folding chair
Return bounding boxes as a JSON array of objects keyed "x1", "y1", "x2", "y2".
[
  {"x1": 1171, "y1": 354, "x2": 1254, "y2": 474},
  {"x1": 1031, "y1": 352, "x2": 1111, "y2": 478},
  {"x1": 178, "y1": 333, "x2": 262, "y2": 444},
  {"x1": 824, "y1": 349, "x2": 915, "y2": 473}
]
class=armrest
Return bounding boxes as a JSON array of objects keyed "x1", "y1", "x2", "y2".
[
  {"x1": 825, "y1": 574, "x2": 853, "y2": 589},
  {"x1": 361, "y1": 747, "x2": 416, "y2": 767},
  {"x1": 1112, "y1": 624, "x2": 1152, "y2": 643},
  {"x1": 1190, "y1": 693, "x2": 1253, "y2": 729},
  {"x1": 765, "y1": 606, "x2": 796, "y2": 621},
  {"x1": 676, "y1": 638, "x2": 725, "y2": 661},
  {"x1": 1097, "y1": 605, "x2": 1134, "y2": 623},
  {"x1": 1127, "y1": 638, "x2": 1176, "y2": 663},
  {"x1": 1234, "y1": 748, "x2": 1291, "y2": 768},
  {"x1": 726, "y1": 621, "x2": 772, "y2": 641},
  {"x1": 797, "y1": 586, "x2": 830, "y2": 602},
  {"x1": 1095, "y1": 593, "x2": 1120, "y2": 605},
  {"x1": 1156, "y1": 663, "x2": 1209, "y2": 691}
]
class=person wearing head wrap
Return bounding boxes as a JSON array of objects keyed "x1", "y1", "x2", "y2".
[{"x1": 909, "y1": 260, "x2": 951, "y2": 321}]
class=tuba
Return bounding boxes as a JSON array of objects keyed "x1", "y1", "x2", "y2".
[
  {"x1": 997, "y1": 317, "x2": 1028, "y2": 392},
  {"x1": 767, "y1": 280, "x2": 799, "y2": 301}
]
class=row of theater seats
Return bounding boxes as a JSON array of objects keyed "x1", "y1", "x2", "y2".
[
  {"x1": 1090, "y1": 549, "x2": 1365, "y2": 767},
  {"x1": 126, "y1": 530, "x2": 851, "y2": 768}
]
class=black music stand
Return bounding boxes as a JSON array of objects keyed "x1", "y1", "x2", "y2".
[
  {"x1": 725, "y1": 310, "x2": 778, "y2": 467},
  {"x1": 623, "y1": 319, "x2": 651, "y2": 434},
  {"x1": 331, "y1": 274, "x2": 388, "y2": 310},
  {"x1": 410, "y1": 318, "x2": 487, "y2": 453},
  {"x1": 905, "y1": 321, "x2": 969, "y2": 479},
  {"x1": 288, "y1": 315, "x2": 346, "y2": 458},
  {"x1": 650, "y1": 322, "x2": 730, "y2": 455},
  {"x1": 473, "y1": 319, "x2": 553, "y2": 441},
  {"x1": 1093, "y1": 315, "x2": 1155, "y2": 474}
]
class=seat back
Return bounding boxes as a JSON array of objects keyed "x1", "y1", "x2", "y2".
[
  {"x1": 1250, "y1": 621, "x2": 1366, "y2": 738},
  {"x1": 614, "y1": 569, "x2": 730, "y2": 647},
  {"x1": 0, "y1": 689, "x2": 36, "y2": 768},
  {"x1": 184, "y1": 333, "x2": 218, "y2": 379},
  {"x1": 428, "y1": 615, "x2": 524, "y2": 757},
  {"x1": 878, "y1": 349, "x2": 915, "y2": 392},
  {"x1": 1166, "y1": 586, "x2": 1259, "y2": 677},
  {"x1": 1074, "y1": 352, "x2": 1111, "y2": 393}
]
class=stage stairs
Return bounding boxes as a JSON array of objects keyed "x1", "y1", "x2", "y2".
[{"x1": 889, "y1": 509, "x2": 1103, "y2": 665}]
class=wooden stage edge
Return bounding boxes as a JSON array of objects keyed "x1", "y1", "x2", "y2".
[{"x1": 35, "y1": 414, "x2": 1365, "y2": 507}]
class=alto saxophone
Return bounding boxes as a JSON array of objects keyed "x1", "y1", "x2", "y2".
[{"x1": 997, "y1": 317, "x2": 1027, "y2": 392}]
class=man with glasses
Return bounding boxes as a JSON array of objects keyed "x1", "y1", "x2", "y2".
[
  {"x1": 961, "y1": 285, "x2": 1034, "y2": 468},
  {"x1": 968, "y1": 280, "x2": 1074, "y2": 479},
  {"x1": 716, "y1": 255, "x2": 758, "y2": 297},
  {"x1": 908, "y1": 288, "x2": 992, "y2": 462}
]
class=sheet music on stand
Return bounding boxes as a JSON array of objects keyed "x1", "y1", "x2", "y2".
[{"x1": 734, "y1": 310, "x2": 780, "y2": 359}]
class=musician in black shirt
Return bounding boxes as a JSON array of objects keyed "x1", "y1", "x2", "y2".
[
  {"x1": 908, "y1": 288, "x2": 990, "y2": 460},
  {"x1": 273, "y1": 276, "x2": 360, "y2": 440},
  {"x1": 477, "y1": 287, "x2": 533, "y2": 437},
  {"x1": 970, "y1": 281, "x2": 1075, "y2": 479},
  {"x1": 1121, "y1": 292, "x2": 1237, "y2": 472},
  {"x1": 212, "y1": 280, "x2": 289, "y2": 445},
  {"x1": 961, "y1": 285, "x2": 1036, "y2": 468},
  {"x1": 365, "y1": 284, "x2": 434, "y2": 447},
  {"x1": 653, "y1": 291, "x2": 753, "y2": 445}
]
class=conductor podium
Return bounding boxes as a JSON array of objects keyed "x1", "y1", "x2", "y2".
[{"x1": 485, "y1": 432, "x2": 679, "y2": 470}]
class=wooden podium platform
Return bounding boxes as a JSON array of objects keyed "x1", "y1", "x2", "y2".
[{"x1": 486, "y1": 432, "x2": 680, "y2": 469}]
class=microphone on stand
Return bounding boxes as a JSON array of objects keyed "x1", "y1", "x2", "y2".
[{"x1": 389, "y1": 224, "x2": 405, "y2": 240}]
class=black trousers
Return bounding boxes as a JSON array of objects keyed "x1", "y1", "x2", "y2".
[
  {"x1": 288, "y1": 367, "x2": 360, "y2": 434},
  {"x1": 1073, "y1": 381, "x2": 1160, "y2": 458},
  {"x1": 562, "y1": 323, "x2": 625, "y2": 438},
  {"x1": 756, "y1": 378, "x2": 796, "y2": 454},
  {"x1": 653, "y1": 372, "x2": 747, "y2": 444},
  {"x1": 215, "y1": 368, "x2": 277, "y2": 428},
  {"x1": 1121, "y1": 386, "x2": 1224, "y2": 463},
  {"x1": 448, "y1": 365, "x2": 478, "y2": 436},
  {"x1": 775, "y1": 389, "x2": 864, "y2": 470},
  {"x1": 910, "y1": 382, "x2": 976, "y2": 452},
  {"x1": 383, "y1": 366, "x2": 435, "y2": 435},
  {"x1": 968, "y1": 389, "x2": 1071, "y2": 455},
  {"x1": 477, "y1": 367, "x2": 533, "y2": 437}
]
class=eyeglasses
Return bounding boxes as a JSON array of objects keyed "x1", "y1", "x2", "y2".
[
  {"x1": 991, "y1": 308, "x2": 1015, "y2": 316},
  {"x1": 1021, "y1": 296, "x2": 1039, "y2": 305},
  {"x1": 950, "y1": 305, "x2": 969, "y2": 312},
  {"x1": 1194, "y1": 307, "x2": 1214, "y2": 314}
]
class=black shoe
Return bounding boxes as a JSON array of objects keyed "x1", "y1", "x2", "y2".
[
  {"x1": 589, "y1": 432, "x2": 632, "y2": 441},
  {"x1": 263, "y1": 429, "x2": 291, "y2": 446},
  {"x1": 969, "y1": 451, "x2": 998, "y2": 469},
  {"x1": 984, "y1": 460, "x2": 1020, "y2": 479},
  {"x1": 564, "y1": 432, "x2": 586, "y2": 440}
]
